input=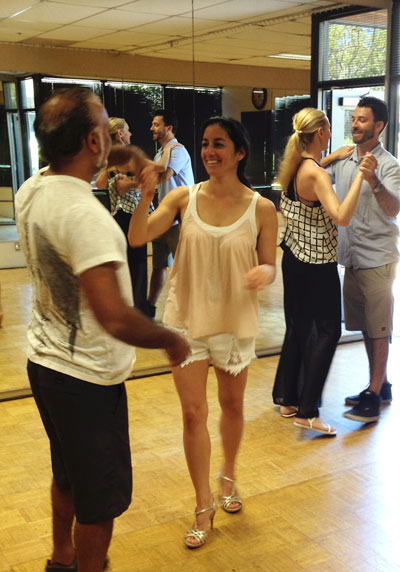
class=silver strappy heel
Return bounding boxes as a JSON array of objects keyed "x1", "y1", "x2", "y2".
[
  {"x1": 184, "y1": 497, "x2": 218, "y2": 549},
  {"x1": 219, "y1": 474, "x2": 243, "y2": 513}
]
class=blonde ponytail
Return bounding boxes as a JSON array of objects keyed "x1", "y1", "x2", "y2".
[{"x1": 277, "y1": 108, "x2": 327, "y2": 192}]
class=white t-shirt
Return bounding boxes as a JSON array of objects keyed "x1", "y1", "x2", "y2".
[{"x1": 15, "y1": 170, "x2": 136, "y2": 385}]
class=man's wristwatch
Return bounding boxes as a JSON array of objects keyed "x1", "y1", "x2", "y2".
[{"x1": 371, "y1": 182, "x2": 385, "y2": 194}]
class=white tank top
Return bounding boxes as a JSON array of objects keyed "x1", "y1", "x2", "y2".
[{"x1": 163, "y1": 183, "x2": 260, "y2": 339}]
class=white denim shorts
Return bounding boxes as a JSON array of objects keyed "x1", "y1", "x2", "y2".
[{"x1": 167, "y1": 326, "x2": 256, "y2": 376}]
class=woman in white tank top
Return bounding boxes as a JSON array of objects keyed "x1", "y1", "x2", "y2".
[{"x1": 129, "y1": 117, "x2": 278, "y2": 548}]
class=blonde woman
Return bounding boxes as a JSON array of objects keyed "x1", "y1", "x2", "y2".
[{"x1": 272, "y1": 108, "x2": 376, "y2": 435}]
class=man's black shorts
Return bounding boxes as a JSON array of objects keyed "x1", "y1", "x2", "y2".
[{"x1": 28, "y1": 360, "x2": 132, "y2": 524}]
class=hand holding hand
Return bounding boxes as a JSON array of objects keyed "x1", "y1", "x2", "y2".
[
  {"x1": 243, "y1": 264, "x2": 276, "y2": 291},
  {"x1": 358, "y1": 152, "x2": 378, "y2": 185},
  {"x1": 115, "y1": 174, "x2": 134, "y2": 195},
  {"x1": 137, "y1": 162, "x2": 165, "y2": 202},
  {"x1": 108, "y1": 145, "x2": 157, "y2": 179}
]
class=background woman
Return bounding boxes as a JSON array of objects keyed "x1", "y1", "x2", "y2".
[
  {"x1": 272, "y1": 108, "x2": 373, "y2": 435},
  {"x1": 128, "y1": 117, "x2": 278, "y2": 548},
  {"x1": 95, "y1": 117, "x2": 151, "y2": 316}
]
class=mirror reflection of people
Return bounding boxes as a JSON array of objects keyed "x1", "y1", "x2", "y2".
[
  {"x1": 272, "y1": 108, "x2": 368, "y2": 436},
  {"x1": 323, "y1": 96, "x2": 400, "y2": 423},
  {"x1": 15, "y1": 87, "x2": 189, "y2": 572},
  {"x1": 129, "y1": 116, "x2": 278, "y2": 548},
  {"x1": 148, "y1": 110, "x2": 195, "y2": 318},
  {"x1": 95, "y1": 117, "x2": 151, "y2": 316}
]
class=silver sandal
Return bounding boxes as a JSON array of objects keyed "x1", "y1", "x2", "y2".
[
  {"x1": 184, "y1": 497, "x2": 218, "y2": 548},
  {"x1": 219, "y1": 474, "x2": 243, "y2": 513}
]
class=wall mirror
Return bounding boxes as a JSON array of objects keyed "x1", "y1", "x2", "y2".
[{"x1": 0, "y1": 0, "x2": 363, "y2": 395}]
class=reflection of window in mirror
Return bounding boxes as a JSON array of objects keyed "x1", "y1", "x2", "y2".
[{"x1": 0, "y1": 80, "x2": 14, "y2": 225}]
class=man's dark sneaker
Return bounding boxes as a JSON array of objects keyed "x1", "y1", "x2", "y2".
[
  {"x1": 343, "y1": 390, "x2": 381, "y2": 423},
  {"x1": 345, "y1": 381, "x2": 392, "y2": 406}
]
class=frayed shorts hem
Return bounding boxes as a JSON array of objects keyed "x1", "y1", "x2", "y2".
[{"x1": 166, "y1": 326, "x2": 256, "y2": 376}]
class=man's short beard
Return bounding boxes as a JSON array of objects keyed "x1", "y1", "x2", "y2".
[{"x1": 352, "y1": 128, "x2": 375, "y2": 144}]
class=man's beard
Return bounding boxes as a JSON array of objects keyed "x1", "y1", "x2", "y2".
[
  {"x1": 352, "y1": 127, "x2": 375, "y2": 144},
  {"x1": 154, "y1": 129, "x2": 167, "y2": 143}
]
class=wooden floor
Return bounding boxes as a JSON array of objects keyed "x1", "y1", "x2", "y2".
[
  {"x1": 1, "y1": 242, "x2": 400, "y2": 571},
  {"x1": 0, "y1": 340, "x2": 399, "y2": 572}
]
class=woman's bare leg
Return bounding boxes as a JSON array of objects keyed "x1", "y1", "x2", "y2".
[
  {"x1": 172, "y1": 359, "x2": 214, "y2": 539},
  {"x1": 215, "y1": 366, "x2": 248, "y2": 505}
]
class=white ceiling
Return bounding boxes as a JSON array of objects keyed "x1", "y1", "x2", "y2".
[{"x1": 0, "y1": 0, "x2": 390, "y2": 71}]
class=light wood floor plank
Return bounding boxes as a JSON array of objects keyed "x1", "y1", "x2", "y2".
[{"x1": 1, "y1": 249, "x2": 400, "y2": 571}]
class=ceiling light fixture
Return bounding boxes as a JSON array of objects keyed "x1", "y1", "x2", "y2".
[{"x1": 269, "y1": 53, "x2": 311, "y2": 60}]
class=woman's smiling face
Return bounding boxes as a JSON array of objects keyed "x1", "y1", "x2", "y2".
[{"x1": 201, "y1": 123, "x2": 244, "y2": 177}]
